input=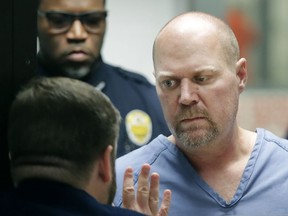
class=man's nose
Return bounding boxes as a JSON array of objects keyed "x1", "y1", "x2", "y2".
[
  {"x1": 66, "y1": 20, "x2": 88, "y2": 40},
  {"x1": 179, "y1": 79, "x2": 200, "y2": 106}
]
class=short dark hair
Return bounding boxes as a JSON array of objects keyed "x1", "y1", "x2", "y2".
[
  {"x1": 37, "y1": 0, "x2": 106, "y2": 8},
  {"x1": 8, "y1": 77, "x2": 120, "y2": 184}
]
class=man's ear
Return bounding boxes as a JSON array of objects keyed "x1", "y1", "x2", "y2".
[
  {"x1": 235, "y1": 58, "x2": 248, "y2": 93},
  {"x1": 98, "y1": 145, "x2": 113, "y2": 183}
]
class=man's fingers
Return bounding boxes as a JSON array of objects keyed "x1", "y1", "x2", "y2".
[
  {"x1": 149, "y1": 172, "x2": 160, "y2": 215},
  {"x1": 122, "y1": 167, "x2": 136, "y2": 209},
  {"x1": 122, "y1": 164, "x2": 171, "y2": 216},
  {"x1": 158, "y1": 190, "x2": 172, "y2": 216},
  {"x1": 136, "y1": 163, "x2": 151, "y2": 209}
]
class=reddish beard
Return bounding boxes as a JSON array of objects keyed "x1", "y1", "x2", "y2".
[{"x1": 172, "y1": 107, "x2": 219, "y2": 150}]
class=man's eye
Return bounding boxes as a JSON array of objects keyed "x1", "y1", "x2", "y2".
[
  {"x1": 47, "y1": 14, "x2": 69, "y2": 28},
  {"x1": 83, "y1": 16, "x2": 102, "y2": 27},
  {"x1": 195, "y1": 76, "x2": 207, "y2": 82},
  {"x1": 162, "y1": 80, "x2": 176, "y2": 88}
]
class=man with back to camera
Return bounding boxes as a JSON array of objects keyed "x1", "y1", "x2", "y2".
[
  {"x1": 36, "y1": 0, "x2": 170, "y2": 157},
  {"x1": 114, "y1": 11, "x2": 288, "y2": 215},
  {"x1": 0, "y1": 77, "x2": 171, "y2": 216}
]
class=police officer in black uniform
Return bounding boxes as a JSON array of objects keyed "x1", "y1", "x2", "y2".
[{"x1": 36, "y1": 0, "x2": 169, "y2": 157}]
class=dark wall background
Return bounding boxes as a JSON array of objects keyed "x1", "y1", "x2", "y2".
[{"x1": 0, "y1": 0, "x2": 37, "y2": 190}]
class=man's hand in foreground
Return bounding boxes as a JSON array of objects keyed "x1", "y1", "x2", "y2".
[{"x1": 122, "y1": 163, "x2": 171, "y2": 216}]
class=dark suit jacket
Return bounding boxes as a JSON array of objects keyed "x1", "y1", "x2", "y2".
[{"x1": 0, "y1": 179, "x2": 145, "y2": 216}]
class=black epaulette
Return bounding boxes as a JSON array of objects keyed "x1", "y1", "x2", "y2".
[{"x1": 116, "y1": 67, "x2": 154, "y2": 87}]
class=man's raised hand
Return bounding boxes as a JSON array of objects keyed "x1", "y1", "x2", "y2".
[{"x1": 122, "y1": 164, "x2": 171, "y2": 216}]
